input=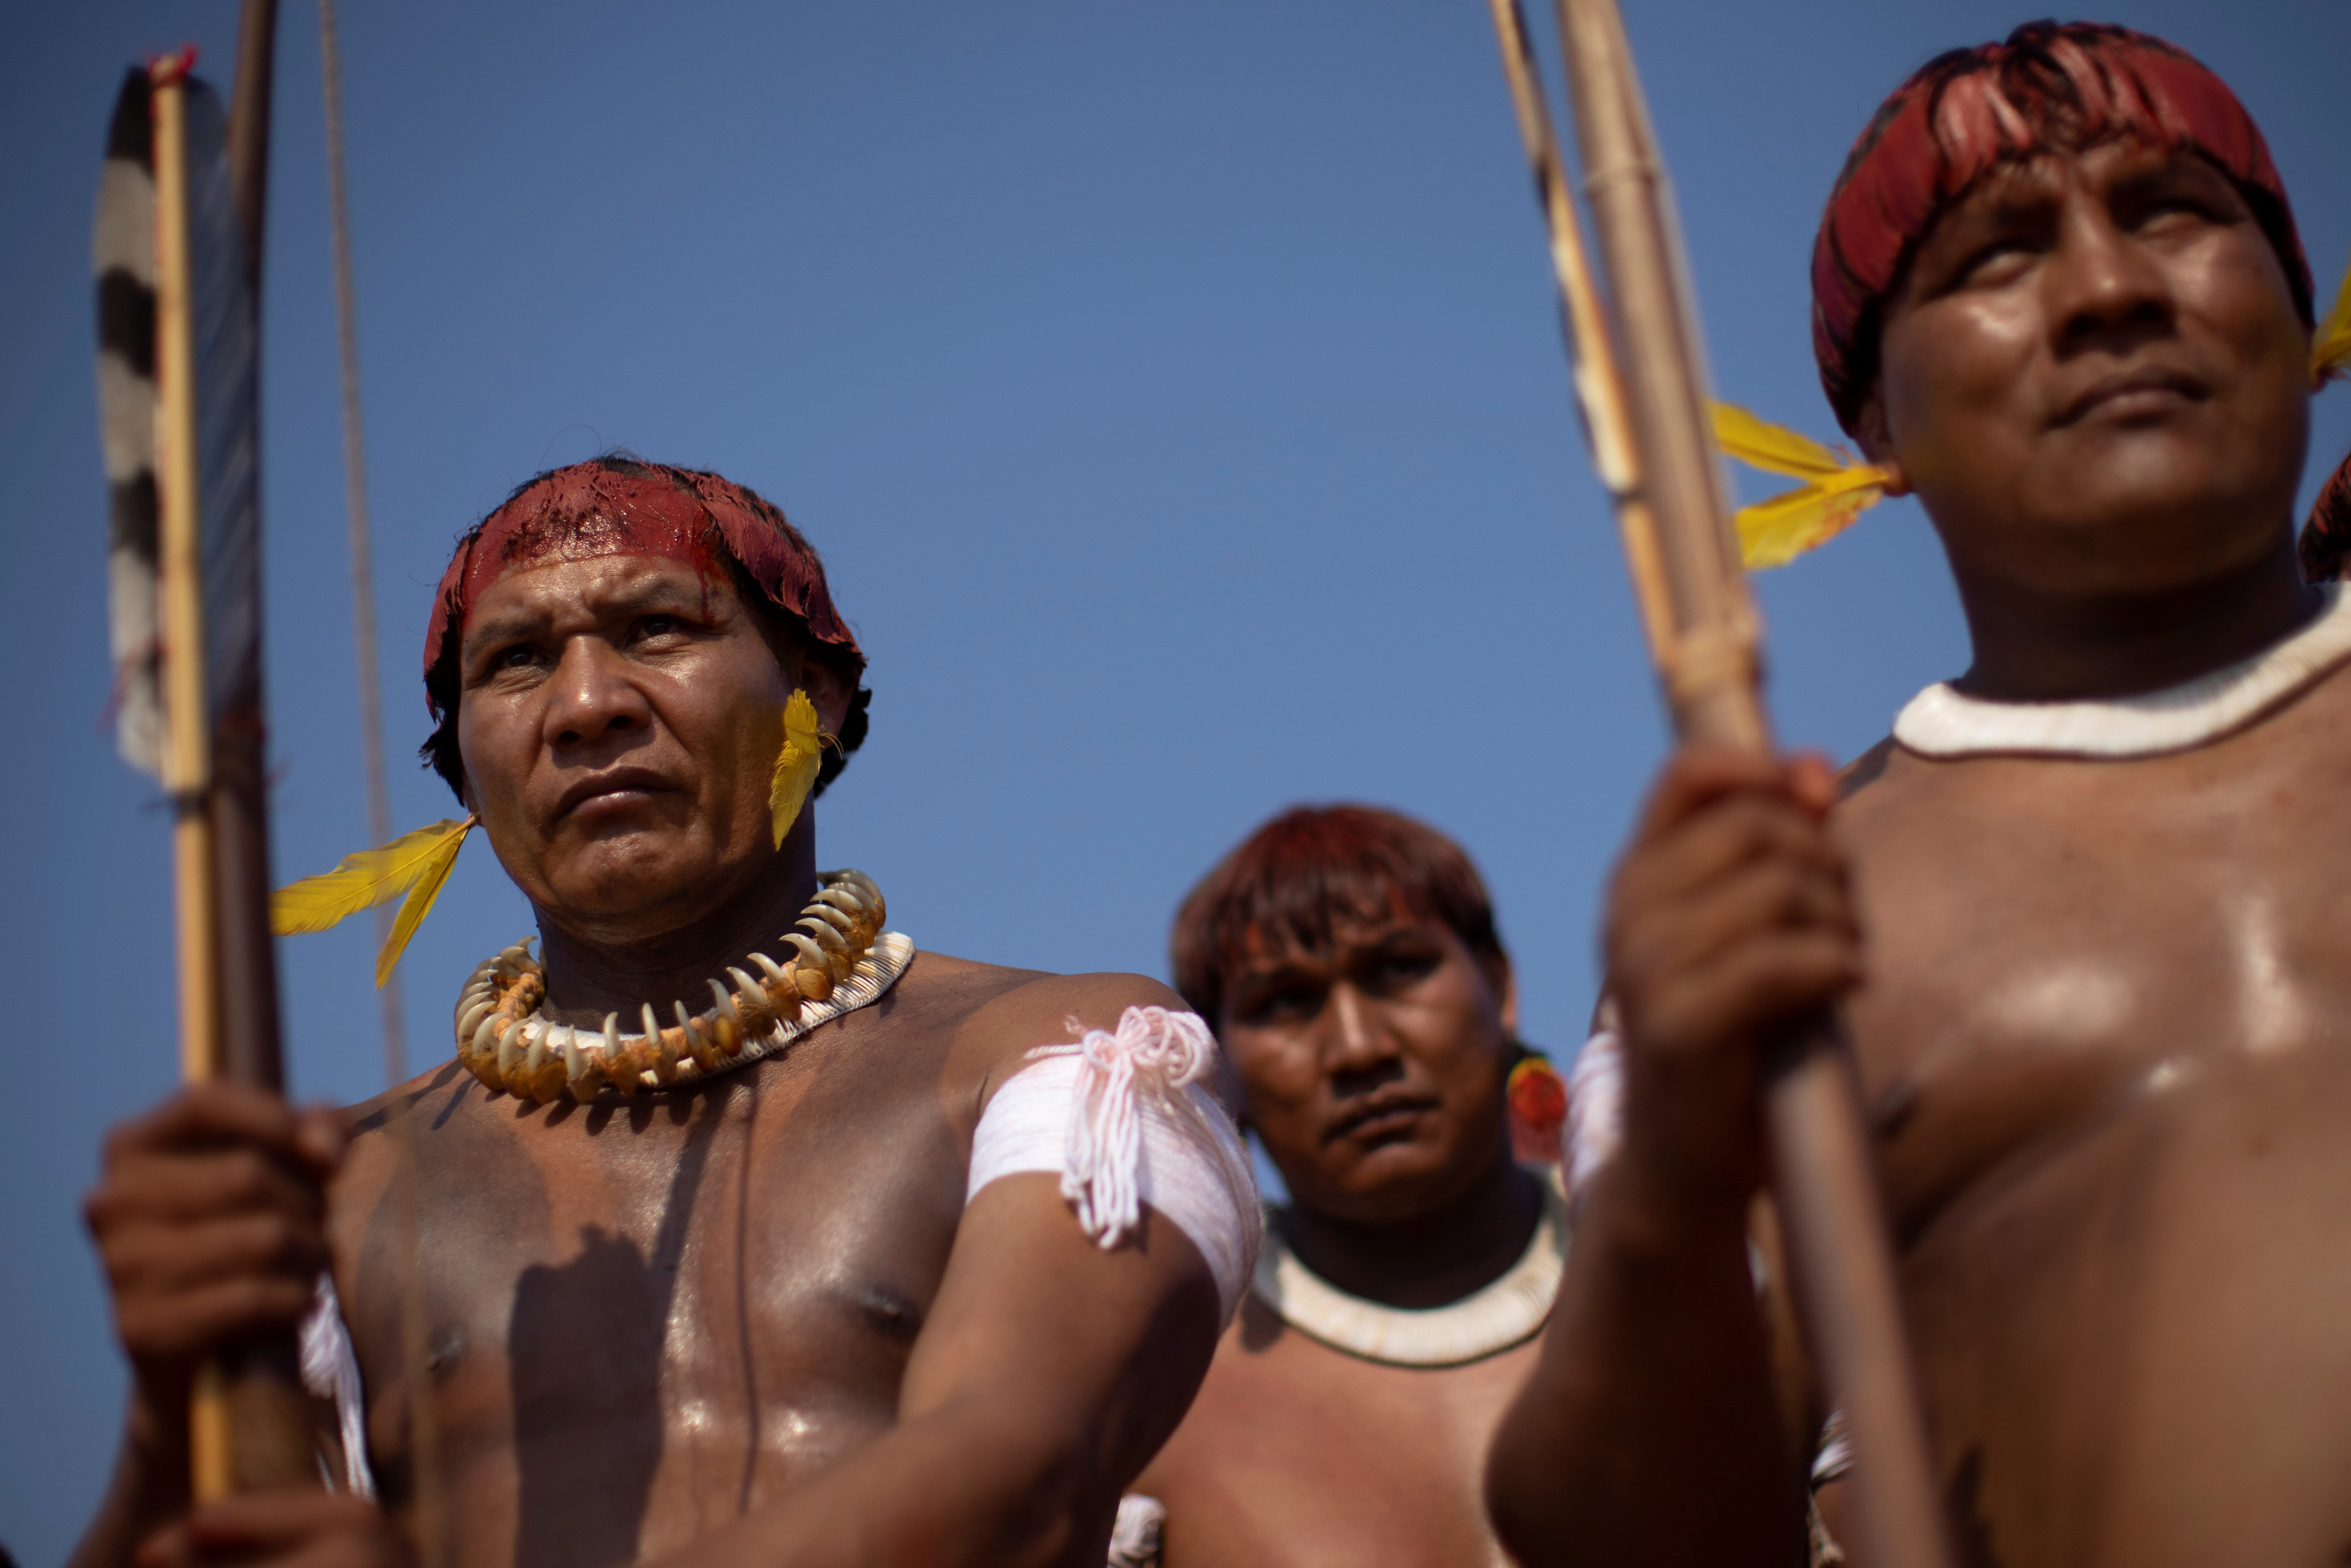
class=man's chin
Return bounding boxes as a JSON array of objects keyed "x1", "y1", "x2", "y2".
[
  {"x1": 1958, "y1": 478, "x2": 2284, "y2": 599},
  {"x1": 537, "y1": 848, "x2": 733, "y2": 942},
  {"x1": 1314, "y1": 1146, "x2": 1473, "y2": 1223}
]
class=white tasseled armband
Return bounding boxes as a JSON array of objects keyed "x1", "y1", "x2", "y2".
[
  {"x1": 967, "y1": 1005, "x2": 1259, "y2": 1318},
  {"x1": 299, "y1": 1273, "x2": 375, "y2": 1498},
  {"x1": 1564, "y1": 1023, "x2": 1624, "y2": 1209}
]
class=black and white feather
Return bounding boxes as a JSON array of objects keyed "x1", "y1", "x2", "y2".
[
  {"x1": 95, "y1": 72, "x2": 161, "y2": 774},
  {"x1": 92, "y1": 68, "x2": 259, "y2": 780}
]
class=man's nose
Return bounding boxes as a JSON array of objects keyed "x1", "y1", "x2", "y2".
[
  {"x1": 1323, "y1": 984, "x2": 1402, "y2": 1081},
  {"x1": 2044, "y1": 193, "x2": 2174, "y2": 357},
  {"x1": 541, "y1": 638, "x2": 654, "y2": 751}
]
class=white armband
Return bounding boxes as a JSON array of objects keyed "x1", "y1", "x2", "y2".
[
  {"x1": 1564, "y1": 1024, "x2": 1624, "y2": 1209},
  {"x1": 299, "y1": 1273, "x2": 375, "y2": 1498},
  {"x1": 967, "y1": 1006, "x2": 1260, "y2": 1318},
  {"x1": 1569, "y1": 1013, "x2": 1766, "y2": 1294}
]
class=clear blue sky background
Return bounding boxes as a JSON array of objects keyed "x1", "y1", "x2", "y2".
[{"x1": 2, "y1": 2, "x2": 2344, "y2": 1559}]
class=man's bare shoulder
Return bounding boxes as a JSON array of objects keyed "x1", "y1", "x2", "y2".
[
  {"x1": 895, "y1": 950, "x2": 1187, "y2": 1085},
  {"x1": 1831, "y1": 733, "x2": 1992, "y2": 852},
  {"x1": 329, "y1": 1057, "x2": 472, "y2": 1210}
]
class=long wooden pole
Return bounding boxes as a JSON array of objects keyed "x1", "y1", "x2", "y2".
[
  {"x1": 1487, "y1": 2, "x2": 1954, "y2": 1563},
  {"x1": 227, "y1": 0, "x2": 279, "y2": 295},
  {"x1": 217, "y1": 0, "x2": 290, "y2": 1098},
  {"x1": 149, "y1": 57, "x2": 236, "y2": 1503},
  {"x1": 217, "y1": 0, "x2": 330, "y2": 1496},
  {"x1": 217, "y1": 0, "x2": 286, "y2": 1094}
]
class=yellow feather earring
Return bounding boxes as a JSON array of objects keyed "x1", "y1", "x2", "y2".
[
  {"x1": 2313, "y1": 251, "x2": 2351, "y2": 385},
  {"x1": 1711, "y1": 401, "x2": 1893, "y2": 570},
  {"x1": 272, "y1": 815, "x2": 476, "y2": 987},
  {"x1": 769, "y1": 690, "x2": 836, "y2": 849}
]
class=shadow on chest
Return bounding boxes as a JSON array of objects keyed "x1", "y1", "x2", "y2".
[{"x1": 343, "y1": 1036, "x2": 968, "y2": 1560}]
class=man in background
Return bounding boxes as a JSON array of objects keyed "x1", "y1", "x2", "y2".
[{"x1": 1119, "y1": 805, "x2": 1573, "y2": 1568}]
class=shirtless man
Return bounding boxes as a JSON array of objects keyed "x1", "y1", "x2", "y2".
[
  {"x1": 1485, "y1": 23, "x2": 2350, "y2": 1568},
  {"x1": 1124, "y1": 805, "x2": 1572, "y2": 1567},
  {"x1": 74, "y1": 458, "x2": 1256, "y2": 1568}
]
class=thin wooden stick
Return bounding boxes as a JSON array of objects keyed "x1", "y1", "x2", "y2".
[
  {"x1": 317, "y1": 6, "x2": 448, "y2": 1560},
  {"x1": 227, "y1": 0, "x2": 279, "y2": 296},
  {"x1": 1485, "y1": 2, "x2": 1955, "y2": 1563},
  {"x1": 150, "y1": 56, "x2": 235, "y2": 1504},
  {"x1": 1483, "y1": 0, "x2": 1674, "y2": 658}
]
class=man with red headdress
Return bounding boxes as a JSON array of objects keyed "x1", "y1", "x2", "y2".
[
  {"x1": 1111, "y1": 805, "x2": 1575, "y2": 1568},
  {"x1": 71, "y1": 457, "x2": 1258, "y2": 1568},
  {"x1": 1485, "y1": 22, "x2": 2351, "y2": 1568}
]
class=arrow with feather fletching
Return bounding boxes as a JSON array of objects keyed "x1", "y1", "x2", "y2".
[{"x1": 93, "y1": 32, "x2": 317, "y2": 1498}]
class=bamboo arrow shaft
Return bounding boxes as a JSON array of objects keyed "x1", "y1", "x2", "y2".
[
  {"x1": 150, "y1": 62, "x2": 237, "y2": 1504},
  {"x1": 1484, "y1": 0, "x2": 1675, "y2": 662},
  {"x1": 1548, "y1": 0, "x2": 1762, "y2": 748}
]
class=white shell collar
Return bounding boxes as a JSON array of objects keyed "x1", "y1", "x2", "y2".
[
  {"x1": 1249, "y1": 1168, "x2": 1564, "y2": 1367},
  {"x1": 1893, "y1": 585, "x2": 2351, "y2": 760}
]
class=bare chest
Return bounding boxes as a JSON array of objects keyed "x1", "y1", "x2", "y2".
[
  {"x1": 1844, "y1": 720, "x2": 2351, "y2": 1230},
  {"x1": 1142, "y1": 1309, "x2": 1535, "y2": 1568},
  {"x1": 1835, "y1": 697, "x2": 2351, "y2": 1565},
  {"x1": 333, "y1": 1029, "x2": 969, "y2": 1568}
]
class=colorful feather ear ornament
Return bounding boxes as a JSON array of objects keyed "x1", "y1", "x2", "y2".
[
  {"x1": 769, "y1": 689, "x2": 836, "y2": 849},
  {"x1": 272, "y1": 816, "x2": 476, "y2": 987},
  {"x1": 1711, "y1": 401, "x2": 1893, "y2": 570},
  {"x1": 2314, "y1": 253, "x2": 2351, "y2": 385}
]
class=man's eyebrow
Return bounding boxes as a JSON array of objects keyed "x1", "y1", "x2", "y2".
[
  {"x1": 593, "y1": 577, "x2": 711, "y2": 617},
  {"x1": 462, "y1": 611, "x2": 544, "y2": 651},
  {"x1": 1232, "y1": 957, "x2": 1326, "y2": 987}
]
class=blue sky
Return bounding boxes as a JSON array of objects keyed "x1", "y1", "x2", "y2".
[{"x1": 2, "y1": 2, "x2": 2344, "y2": 1559}]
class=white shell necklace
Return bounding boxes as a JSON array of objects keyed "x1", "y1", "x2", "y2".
[
  {"x1": 452, "y1": 868, "x2": 912, "y2": 1102},
  {"x1": 1894, "y1": 585, "x2": 2351, "y2": 760},
  {"x1": 1250, "y1": 1167, "x2": 1566, "y2": 1366}
]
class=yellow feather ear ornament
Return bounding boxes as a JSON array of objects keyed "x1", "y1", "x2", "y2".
[
  {"x1": 271, "y1": 816, "x2": 477, "y2": 988},
  {"x1": 1711, "y1": 401, "x2": 1893, "y2": 570},
  {"x1": 2314, "y1": 252, "x2": 2351, "y2": 384},
  {"x1": 769, "y1": 689, "x2": 837, "y2": 849}
]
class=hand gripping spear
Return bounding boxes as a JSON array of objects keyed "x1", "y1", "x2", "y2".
[{"x1": 1481, "y1": 2, "x2": 1955, "y2": 1564}]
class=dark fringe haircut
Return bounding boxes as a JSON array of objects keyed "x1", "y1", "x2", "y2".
[{"x1": 1170, "y1": 804, "x2": 1503, "y2": 1030}]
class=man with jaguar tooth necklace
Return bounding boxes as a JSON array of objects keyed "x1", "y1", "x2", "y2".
[
  {"x1": 1485, "y1": 22, "x2": 2351, "y2": 1568},
  {"x1": 71, "y1": 457, "x2": 1258, "y2": 1568}
]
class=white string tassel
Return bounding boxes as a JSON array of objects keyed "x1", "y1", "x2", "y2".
[
  {"x1": 298, "y1": 1272, "x2": 375, "y2": 1498},
  {"x1": 1028, "y1": 1005, "x2": 1221, "y2": 1249}
]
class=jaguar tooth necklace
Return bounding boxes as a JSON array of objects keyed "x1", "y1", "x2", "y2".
[{"x1": 451, "y1": 867, "x2": 911, "y2": 1102}]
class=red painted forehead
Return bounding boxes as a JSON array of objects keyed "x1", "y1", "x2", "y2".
[
  {"x1": 1810, "y1": 22, "x2": 2310, "y2": 433},
  {"x1": 422, "y1": 461, "x2": 862, "y2": 702}
]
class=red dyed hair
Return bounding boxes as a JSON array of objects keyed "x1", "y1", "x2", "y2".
[
  {"x1": 1813, "y1": 21, "x2": 2312, "y2": 433},
  {"x1": 2298, "y1": 453, "x2": 2351, "y2": 584},
  {"x1": 419, "y1": 455, "x2": 868, "y2": 799},
  {"x1": 1171, "y1": 805, "x2": 1503, "y2": 1028}
]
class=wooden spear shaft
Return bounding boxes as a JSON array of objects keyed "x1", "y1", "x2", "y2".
[{"x1": 1486, "y1": 1, "x2": 1955, "y2": 1563}]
